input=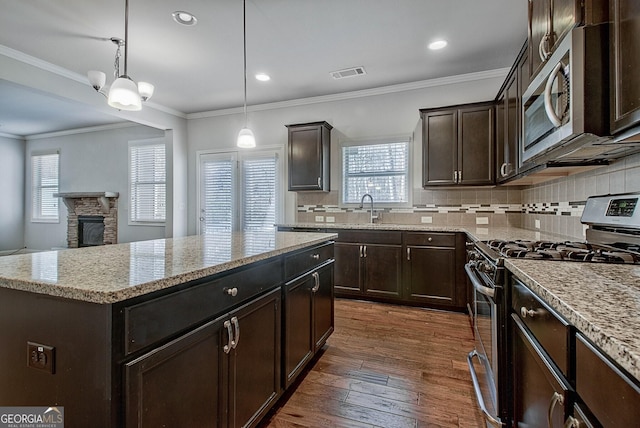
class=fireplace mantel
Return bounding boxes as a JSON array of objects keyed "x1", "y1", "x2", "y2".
[{"x1": 54, "y1": 192, "x2": 119, "y2": 214}]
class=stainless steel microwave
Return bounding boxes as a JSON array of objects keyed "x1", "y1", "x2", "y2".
[{"x1": 521, "y1": 24, "x2": 611, "y2": 165}]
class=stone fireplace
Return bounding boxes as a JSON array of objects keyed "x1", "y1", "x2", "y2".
[{"x1": 55, "y1": 192, "x2": 119, "y2": 248}]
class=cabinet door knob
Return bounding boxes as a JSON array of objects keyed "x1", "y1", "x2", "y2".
[
  {"x1": 520, "y1": 306, "x2": 536, "y2": 319},
  {"x1": 428, "y1": 237, "x2": 433, "y2": 242},
  {"x1": 312, "y1": 253, "x2": 320, "y2": 260},
  {"x1": 225, "y1": 287, "x2": 238, "y2": 297}
]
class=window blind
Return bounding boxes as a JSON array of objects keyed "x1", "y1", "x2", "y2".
[
  {"x1": 130, "y1": 143, "x2": 166, "y2": 223},
  {"x1": 31, "y1": 152, "x2": 59, "y2": 221},
  {"x1": 342, "y1": 141, "x2": 409, "y2": 204}
]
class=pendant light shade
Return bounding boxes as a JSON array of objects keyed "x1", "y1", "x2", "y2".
[
  {"x1": 237, "y1": 127, "x2": 256, "y2": 148},
  {"x1": 108, "y1": 76, "x2": 142, "y2": 111}
]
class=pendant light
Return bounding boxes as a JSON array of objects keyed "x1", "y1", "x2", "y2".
[
  {"x1": 88, "y1": 0, "x2": 154, "y2": 111},
  {"x1": 237, "y1": 0, "x2": 256, "y2": 148}
]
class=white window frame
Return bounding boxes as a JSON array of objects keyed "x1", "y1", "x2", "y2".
[
  {"x1": 128, "y1": 138, "x2": 166, "y2": 226},
  {"x1": 339, "y1": 137, "x2": 412, "y2": 208},
  {"x1": 196, "y1": 146, "x2": 284, "y2": 235},
  {"x1": 31, "y1": 150, "x2": 60, "y2": 223}
]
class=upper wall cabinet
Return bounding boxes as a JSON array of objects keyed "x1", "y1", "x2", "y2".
[
  {"x1": 421, "y1": 102, "x2": 494, "y2": 187},
  {"x1": 527, "y1": 0, "x2": 607, "y2": 81},
  {"x1": 610, "y1": 0, "x2": 640, "y2": 134},
  {"x1": 286, "y1": 121, "x2": 332, "y2": 192}
]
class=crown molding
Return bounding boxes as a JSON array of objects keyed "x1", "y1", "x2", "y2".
[
  {"x1": 26, "y1": 122, "x2": 140, "y2": 141},
  {"x1": 0, "y1": 131, "x2": 23, "y2": 140},
  {"x1": 188, "y1": 68, "x2": 510, "y2": 119}
]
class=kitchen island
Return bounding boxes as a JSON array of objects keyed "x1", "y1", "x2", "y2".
[{"x1": 0, "y1": 230, "x2": 337, "y2": 428}]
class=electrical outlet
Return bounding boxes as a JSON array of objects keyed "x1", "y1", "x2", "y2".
[
  {"x1": 421, "y1": 216, "x2": 433, "y2": 224},
  {"x1": 535, "y1": 219, "x2": 541, "y2": 229},
  {"x1": 326, "y1": 216, "x2": 335, "y2": 223},
  {"x1": 314, "y1": 215, "x2": 324, "y2": 222},
  {"x1": 476, "y1": 217, "x2": 489, "y2": 225},
  {"x1": 27, "y1": 342, "x2": 55, "y2": 374}
]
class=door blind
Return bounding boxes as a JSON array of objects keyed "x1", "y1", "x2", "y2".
[
  {"x1": 201, "y1": 155, "x2": 236, "y2": 233},
  {"x1": 242, "y1": 155, "x2": 277, "y2": 231}
]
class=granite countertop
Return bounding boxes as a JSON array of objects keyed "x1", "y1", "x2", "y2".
[
  {"x1": 281, "y1": 222, "x2": 640, "y2": 381},
  {"x1": 507, "y1": 259, "x2": 640, "y2": 381},
  {"x1": 0, "y1": 231, "x2": 337, "y2": 304},
  {"x1": 278, "y1": 222, "x2": 574, "y2": 242}
]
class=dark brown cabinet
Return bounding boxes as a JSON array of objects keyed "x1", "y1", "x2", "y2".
[
  {"x1": 333, "y1": 231, "x2": 403, "y2": 300},
  {"x1": 283, "y1": 260, "x2": 334, "y2": 387},
  {"x1": 421, "y1": 102, "x2": 494, "y2": 187},
  {"x1": 404, "y1": 232, "x2": 466, "y2": 309},
  {"x1": 527, "y1": 0, "x2": 582, "y2": 80},
  {"x1": 286, "y1": 121, "x2": 332, "y2": 191},
  {"x1": 125, "y1": 287, "x2": 282, "y2": 428},
  {"x1": 610, "y1": 0, "x2": 640, "y2": 134}
]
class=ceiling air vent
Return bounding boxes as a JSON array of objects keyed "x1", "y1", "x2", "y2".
[{"x1": 330, "y1": 66, "x2": 366, "y2": 80}]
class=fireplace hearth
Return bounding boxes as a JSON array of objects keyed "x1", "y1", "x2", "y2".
[{"x1": 55, "y1": 192, "x2": 119, "y2": 248}]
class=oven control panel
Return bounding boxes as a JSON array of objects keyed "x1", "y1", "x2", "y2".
[{"x1": 581, "y1": 193, "x2": 640, "y2": 227}]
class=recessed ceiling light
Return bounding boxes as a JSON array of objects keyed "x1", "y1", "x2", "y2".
[
  {"x1": 428, "y1": 40, "x2": 448, "y2": 50},
  {"x1": 172, "y1": 11, "x2": 197, "y2": 26},
  {"x1": 255, "y1": 73, "x2": 271, "y2": 82}
]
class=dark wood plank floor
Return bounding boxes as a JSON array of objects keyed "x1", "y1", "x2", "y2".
[{"x1": 259, "y1": 299, "x2": 484, "y2": 428}]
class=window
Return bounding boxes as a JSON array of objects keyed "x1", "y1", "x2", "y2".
[
  {"x1": 342, "y1": 140, "x2": 410, "y2": 205},
  {"x1": 129, "y1": 141, "x2": 166, "y2": 224},
  {"x1": 31, "y1": 151, "x2": 59, "y2": 222},
  {"x1": 198, "y1": 149, "x2": 280, "y2": 235}
]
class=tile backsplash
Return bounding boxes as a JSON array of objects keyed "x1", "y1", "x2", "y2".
[{"x1": 295, "y1": 152, "x2": 640, "y2": 241}]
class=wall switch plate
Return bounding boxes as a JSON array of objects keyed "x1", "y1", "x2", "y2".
[
  {"x1": 27, "y1": 342, "x2": 55, "y2": 374},
  {"x1": 421, "y1": 216, "x2": 433, "y2": 224},
  {"x1": 535, "y1": 219, "x2": 541, "y2": 229},
  {"x1": 326, "y1": 216, "x2": 335, "y2": 223},
  {"x1": 476, "y1": 217, "x2": 489, "y2": 225},
  {"x1": 314, "y1": 215, "x2": 324, "y2": 222}
]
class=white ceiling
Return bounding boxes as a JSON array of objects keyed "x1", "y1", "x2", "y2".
[{"x1": 0, "y1": 0, "x2": 528, "y2": 137}]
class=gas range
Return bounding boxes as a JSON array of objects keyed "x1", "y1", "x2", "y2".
[
  {"x1": 484, "y1": 239, "x2": 640, "y2": 264},
  {"x1": 481, "y1": 192, "x2": 640, "y2": 265}
]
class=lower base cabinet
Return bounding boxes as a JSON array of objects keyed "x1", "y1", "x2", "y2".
[
  {"x1": 284, "y1": 260, "x2": 334, "y2": 387},
  {"x1": 125, "y1": 287, "x2": 282, "y2": 428}
]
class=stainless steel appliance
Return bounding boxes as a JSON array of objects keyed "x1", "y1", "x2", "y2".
[
  {"x1": 466, "y1": 242, "x2": 508, "y2": 428},
  {"x1": 521, "y1": 24, "x2": 640, "y2": 166},
  {"x1": 467, "y1": 192, "x2": 640, "y2": 427}
]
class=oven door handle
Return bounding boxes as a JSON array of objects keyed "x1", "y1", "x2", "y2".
[
  {"x1": 465, "y1": 263, "x2": 495, "y2": 298},
  {"x1": 468, "y1": 350, "x2": 504, "y2": 427}
]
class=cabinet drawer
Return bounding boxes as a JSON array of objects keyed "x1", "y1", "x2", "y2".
[
  {"x1": 404, "y1": 232, "x2": 456, "y2": 247},
  {"x1": 511, "y1": 279, "x2": 571, "y2": 376},
  {"x1": 284, "y1": 242, "x2": 334, "y2": 280},
  {"x1": 124, "y1": 258, "x2": 282, "y2": 355},
  {"x1": 576, "y1": 333, "x2": 640, "y2": 427},
  {"x1": 335, "y1": 230, "x2": 402, "y2": 245}
]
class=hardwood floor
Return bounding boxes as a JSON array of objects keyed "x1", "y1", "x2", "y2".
[{"x1": 259, "y1": 299, "x2": 484, "y2": 428}]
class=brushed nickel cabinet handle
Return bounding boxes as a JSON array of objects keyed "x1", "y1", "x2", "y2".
[
  {"x1": 311, "y1": 271, "x2": 320, "y2": 293},
  {"x1": 317, "y1": 177, "x2": 321, "y2": 188},
  {"x1": 459, "y1": 170, "x2": 462, "y2": 182},
  {"x1": 453, "y1": 170, "x2": 458, "y2": 182},
  {"x1": 363, "y1": 245, "x2": 367, "y2": 258},
  {"x1": 223, "y1": 320, "x2": 233, "y2": 354},
  {"x1": 359, "y1": 245, "x2": 363, "y2": 258},
  {"x1": 547, "y1": 391, "x2": 563, "y2": 428},
  {"x1": 231, "y1": 316, "x2": 239, "y2": 349},
  {"x1": 407, "y1": 247, "x2": 411, "y2": 261}
]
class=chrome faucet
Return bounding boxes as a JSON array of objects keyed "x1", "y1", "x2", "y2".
[{"x1": 359, "y1": 193, "x2": 378, "y2": 223}]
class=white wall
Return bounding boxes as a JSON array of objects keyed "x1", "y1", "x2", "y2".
[
  {"x1": 24, "y1": 124, "x2": 165, "y2": 250},
  {"x1": 0, "y1": 135, "x2": 25, "y2": 251},
  {"x1": 187, "y1": 73, "x2": 506, "y2": 234}
]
